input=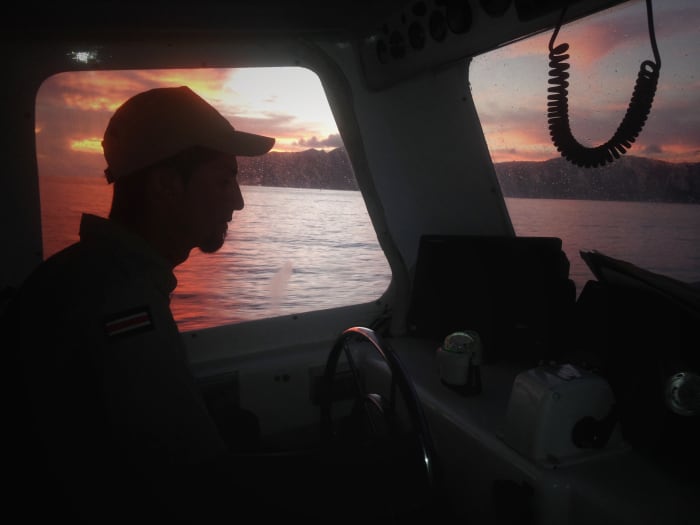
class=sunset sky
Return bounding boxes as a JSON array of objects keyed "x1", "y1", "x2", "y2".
[{"x1": 35, "y1": 0, "x2": 699, "y2": 177}]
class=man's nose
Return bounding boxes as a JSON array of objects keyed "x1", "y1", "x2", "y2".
[{"x1": 231, "y1": 182, "x2": 244, "y2": 211}]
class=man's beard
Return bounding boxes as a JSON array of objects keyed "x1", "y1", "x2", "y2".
[{"x1": 198, "y1": 227, "x2": 227, "y2": 254}]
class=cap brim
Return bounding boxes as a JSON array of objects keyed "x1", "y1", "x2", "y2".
[{"x1": 231, "y1": 130, "x2": 275, "y2": 156}]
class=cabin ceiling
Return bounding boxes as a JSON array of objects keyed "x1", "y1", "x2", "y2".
[
  {"x1": 3, "y1": 0, "x2": 631, "y2": 89},
  {"x1": 5, "y1": 0, "x2": 408, "y2": 40},
  {"x1": 4, "y1": 1, "x2": 623, "y2": 42}
]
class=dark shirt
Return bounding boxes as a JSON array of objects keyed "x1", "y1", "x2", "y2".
[{"x1": 7, "y1": 213, "x2": 234, "y2": 523}]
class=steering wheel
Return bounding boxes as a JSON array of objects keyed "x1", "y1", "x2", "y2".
[{"x1": 319, "y1": 326, "x2": 440, "y2": 520}]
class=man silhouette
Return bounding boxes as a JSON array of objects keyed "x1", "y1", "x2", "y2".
[{"x1": 6, "y1": 86, "x2": 274, "y2": 523}]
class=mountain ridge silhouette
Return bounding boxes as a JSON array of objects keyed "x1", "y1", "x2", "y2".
[{"x1": 237, "y1": 148, "x2": 700, "y2": 203}]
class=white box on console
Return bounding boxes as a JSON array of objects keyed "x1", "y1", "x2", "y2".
[{"x1": 503, "y1": 363, "x2": 621, "y2": 466}]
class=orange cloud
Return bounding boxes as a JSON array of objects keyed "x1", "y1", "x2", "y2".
[
  {"x1": 70, "y1": 138, "x2": 103, "y2": 154},
  {"x1": 483, "y1": 127, "x2": 557, "y2": 163}
]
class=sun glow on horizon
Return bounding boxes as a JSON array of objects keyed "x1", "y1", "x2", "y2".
[{"x1": 220, "y1": 67, "x2": 340, "y2": 152}]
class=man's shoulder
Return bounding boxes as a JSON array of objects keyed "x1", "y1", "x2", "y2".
[
  {"x1": 25, "y1": 241, "x2": 119, "y2": 290},
  {"x1": 8, "y1": 242, "x2": 173, "y2": 345},
  {"x1": 13, "y1": 237, "x2": 152, "y2": 318}
]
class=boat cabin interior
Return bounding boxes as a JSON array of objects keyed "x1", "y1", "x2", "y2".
[{"x1": 3, "y1": 0, "x2": 699, "y2": 523}]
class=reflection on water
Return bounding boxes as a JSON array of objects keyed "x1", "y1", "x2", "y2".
[
  {"x1": 40, "y1": 176, "x2": 700, "y2": 333},
  {"x1": 173, "y1": 185, "x2": 392, "y2": 330}
]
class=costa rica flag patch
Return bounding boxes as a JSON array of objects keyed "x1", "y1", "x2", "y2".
[{"x1": 104, "y1": 306, "x2": 154, "y2": 338}]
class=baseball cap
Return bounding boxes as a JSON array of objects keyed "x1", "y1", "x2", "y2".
[{"x1": 102, "y1": 86, "x2": 275, "y2": 182}]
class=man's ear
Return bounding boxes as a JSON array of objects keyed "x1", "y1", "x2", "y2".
[{"x1": 149, "y1": 166, "x2": 186, "y2": 202}]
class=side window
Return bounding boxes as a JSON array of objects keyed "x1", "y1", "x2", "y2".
[
  {"x1": 36, "y1": 68, "x2": 391, "y2": 331},
  {"x1": 470, "y1": 0, "x2": 700, "y2": 295}
]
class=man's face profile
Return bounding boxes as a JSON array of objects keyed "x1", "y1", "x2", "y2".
[{"x1": 177, "y1": 153, "x2": 244, "y2": 254}]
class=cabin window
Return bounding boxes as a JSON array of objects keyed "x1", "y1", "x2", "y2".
[
  {"x1": 470, "y1": 0, "x2": 700, "y2": 296},
  {"x1": 35, "y1": 67, "x2": 391, "y2": 332}
]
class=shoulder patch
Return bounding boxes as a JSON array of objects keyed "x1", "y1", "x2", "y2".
[{"x1": 104, "y1": 306, "x2": 154, "y2": 339}]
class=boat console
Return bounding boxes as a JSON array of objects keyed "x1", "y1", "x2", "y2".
[{"x1": 391, "y1": 337, "x2": 697, "y2": 524}]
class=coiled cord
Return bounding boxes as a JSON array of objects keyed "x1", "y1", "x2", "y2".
[{"x1": 547, "y1": 0, "x2": 661, "y2": 168}]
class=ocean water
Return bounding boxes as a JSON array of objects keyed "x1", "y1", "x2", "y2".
[{"x1": 40, "y1": 176, "x2": 700, "y2": 332}]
